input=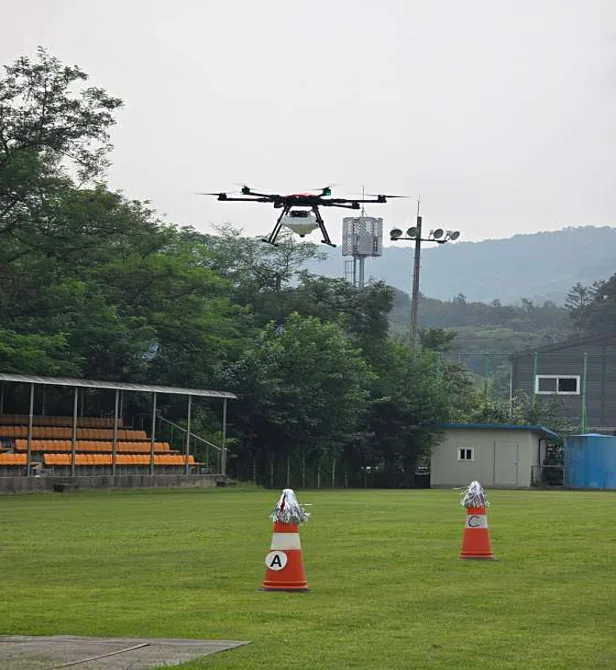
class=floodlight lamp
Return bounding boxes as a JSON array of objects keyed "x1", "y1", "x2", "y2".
[
  {"x1": 446, "y1": 230, "x2": 460, "y2": 241},
  {"x1": 431, "y1": 228, "x2": 444, "y2": 240},
  {"x1": 390, "y1": 228, "x2": 403, "y2": 240},
  {"x1": 406, "y1": 226, "x2": 419, "y2": 238}
]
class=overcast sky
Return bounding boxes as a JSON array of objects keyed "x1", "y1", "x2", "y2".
[{"x1": 2, "y1": 0, "x2": 615, "y2": 244}]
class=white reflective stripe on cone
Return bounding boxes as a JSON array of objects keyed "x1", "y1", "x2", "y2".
[
  {"x1": 465, "y1": 514, "x2": 488, "y2": 529},
  {"x1": 270, "y1": 533, "x2": 302, "y2": 550}
]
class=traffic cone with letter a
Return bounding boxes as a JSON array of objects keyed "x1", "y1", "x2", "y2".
[
  {"x1": 459, "y1": 481, "x2": 495, "y2": 560},
  {"x1": 261, "y1": 489, "x2": 310, "y2": 592}
]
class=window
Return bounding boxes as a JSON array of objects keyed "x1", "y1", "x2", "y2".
[
  {"x1": 457, "y1": 448, "x2": 474, "y2": 461},
  {"x1": 535, "y1": 375, "x2": 580, "y2": 395}
]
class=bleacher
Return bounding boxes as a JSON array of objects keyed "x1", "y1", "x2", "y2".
[{"x1": 0, "y1": 414, "x2": 196, "y2": 476}]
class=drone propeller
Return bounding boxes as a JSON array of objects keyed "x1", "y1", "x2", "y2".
[
  {"x1": 231, "y1": 182, "x2": 258, "y2": 195},
  {"x1": 195, "y1": 192, "x2": 226, "y2": 196},
  {"x1": 365, "y1": 193, "x2": 411, "y2": 199},
  {"x1": 305, "y1": 183, "x2": 339, "y2": 192}
]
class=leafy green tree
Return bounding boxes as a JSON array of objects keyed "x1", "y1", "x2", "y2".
[
  {"x1": 197, "y1": 225, "x2": 324, "y2": 327},
  {"x1": 0, "y1": 47, "x2": 121, "y2": 184},
  {"x1": 567, "y1": 275, "x2": 616, "y2": 335},
  {"x1": 419, "y1": 327, "x2": 457, "y2": 352},
  {"x1": 290, "y1": 274, "x2": 394, "y2": 358},
  {"x1": 0, "y1": 329, "x2": 78, "y2": 375},
  {"x1": 225, "y1": 313, "x2": 373, "y2": 485},
  {"x1": 364, "y1": 342, "x2": 450, "y2": 486}
]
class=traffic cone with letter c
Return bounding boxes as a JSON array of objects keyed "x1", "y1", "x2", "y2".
[
  {"x1": 459, "y1": 481, "x2": 495, "y2": 560},
  {"x1": 261, "y1": 488, "x2": 310, "y2": 592}
]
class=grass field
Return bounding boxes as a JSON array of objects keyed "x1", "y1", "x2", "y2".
[{"x1": 1, "y1": 487, "x2": 615, "y2": 669}]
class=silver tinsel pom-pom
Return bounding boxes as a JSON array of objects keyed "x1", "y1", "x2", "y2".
[
  {"x1": 270, "y1": 488, "x2": 310, "y2": 525},
  {"x1": 460, "y1": 480, "x2": 490, "y2": 508}
]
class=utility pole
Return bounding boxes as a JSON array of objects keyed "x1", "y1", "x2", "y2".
[{"x1": 409, "y1": 198, "x2": 422, "y2": 349}]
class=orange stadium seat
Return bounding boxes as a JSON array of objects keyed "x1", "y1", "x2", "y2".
[
  {"x1": 0, "y1": 453, "x2": 27, "y2": 465},
  {"x1": 35, "y1": 451, "x2": 195, "y2": 468},
  {"x1": 0, "y1": 415, "x2": 126, "y2": 428},
  {"x1": 13, "y1": 439, "x2": 172, "y2": 454}
]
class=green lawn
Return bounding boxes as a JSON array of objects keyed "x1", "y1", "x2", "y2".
[{"x1": 1, "y1": 487, "x2": 615, "y2": 669}]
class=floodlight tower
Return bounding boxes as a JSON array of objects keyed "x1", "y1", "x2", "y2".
[
  {"x1": 342, "y1": 216, "x2": 383, "y2": 288},
  {"x1": 390, "y1": 201, "x2": 461, "y2": 348}
]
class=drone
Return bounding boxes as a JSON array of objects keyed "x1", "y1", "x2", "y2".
[{"x1": 198, "y1": 185, "x2": 404, "y2": 247}]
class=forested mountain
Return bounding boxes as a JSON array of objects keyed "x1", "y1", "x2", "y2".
[
  {"x1": 303, "y1": 226, "x2": 616, "y2": 304},
  {"x1": 389, "y1": 289, "x2": 572, "y2": 352}
]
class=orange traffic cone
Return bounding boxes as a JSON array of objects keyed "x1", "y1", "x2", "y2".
[
  {"x1": 261, "y1": 489, "x2": 310, "y2": 592},
  {"x1": 459, "y1": 481, "x2": 495, "y2": 560}
]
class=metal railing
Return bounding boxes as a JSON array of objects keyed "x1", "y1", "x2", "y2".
[
  {"x1": 156, "y1": 414, "x2": 221, "y2": 473},
  {"x1": 130, "y1": 412, "x2": 222, "y2": 474}
]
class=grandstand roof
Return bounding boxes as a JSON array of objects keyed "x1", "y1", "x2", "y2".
[{"x1": 0, "y1": 373, "x2": 237, "y2": 399}]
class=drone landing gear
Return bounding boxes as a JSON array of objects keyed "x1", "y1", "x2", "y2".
[
  {"x1": 262, "y1": 204, "x2": 290, "y2": 246},
  {"x1": 261, "y1": 204, "x2": 336, "y2": 247},
  {"x1": 312, "y1": 206, "x2": 336, "y2": 247}
]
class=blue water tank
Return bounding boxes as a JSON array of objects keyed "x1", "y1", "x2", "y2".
[{"x1": 564, "y1": 434, "x2": 616, "y2": 489}]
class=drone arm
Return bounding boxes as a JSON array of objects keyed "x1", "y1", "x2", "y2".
[
  {"x1": 241, "y1": 190, "x2": 281, "y2": 200},
  {"x1": 217, "y1": 196, "x2": 273, "y2": 202},
  {"x1": 343, "y1": 197, "x2": 387, "y2": 204},
  {"x1": 320, "y1": 201, "x2": 361, "y2": 210}
]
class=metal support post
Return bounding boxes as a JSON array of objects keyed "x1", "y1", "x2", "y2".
[
  {"x1": 221, "y1": 397, "x2": 228, "y2": 477},
  {"x1": 71, "y1": 387, "x2": 78, "y2": 477},
  {"x1": 185, "y1": 395, "x2": 192, "y2": 475},
  {"x1": 509, "y1": 360, "x2": 514, "y2": 419},
  {"x1": 150, "y1": 393, "x2": 157, "y2": 476},
  {"x1": 580, "y1": 352, "x2": 588, "y2": 433},
  {"x1": 358, "y1": 256, "x2": 365, "y2": 289},
  {"x1": 112, "y1": 390, "x2": 119, "y2": 477},
  {"x1": 26, "y1": 384, "x2": 34, "y2": 477},
  {"x1": 409, "y1": 206, "x2": 422, "y2": 349}
]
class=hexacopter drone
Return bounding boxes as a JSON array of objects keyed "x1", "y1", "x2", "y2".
[{"x1": 198, "y1": 185, "x2": 404, "y2": 247}]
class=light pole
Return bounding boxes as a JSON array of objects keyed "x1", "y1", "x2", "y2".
[{"x1": 390, "y1": 204, "x2": 460, "y2": 349}]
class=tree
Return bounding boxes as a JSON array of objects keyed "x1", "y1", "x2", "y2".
[
  {"x1": 364, "y1": 342, "x2": 450, "y2": 487},
  {"x1": 0, "y1": 47, "x2": 121, "y2": 183},
  {"x1": 291, "y1": 274, "x2": 394, "y2": 358},
  {"x1": 0, "y1": 329, "x2": 78, "y2": 375},
  {"x1": 567, "y1": 276, "x2": 616, "y2": 335},
  {"x1": 224, "y1": 313, "x2": 373, "y2": 486},
  {"x1": 419, "y1": 327, "x2": 457, "y2": 352}
]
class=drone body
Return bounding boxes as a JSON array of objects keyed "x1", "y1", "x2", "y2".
[{"x1": 199, "y1": 185, "x2": 402, "y2": 246}]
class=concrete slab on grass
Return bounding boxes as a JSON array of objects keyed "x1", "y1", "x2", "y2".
[{"x1": 0, "y1": 635, "x2": 249, "y2": 669}]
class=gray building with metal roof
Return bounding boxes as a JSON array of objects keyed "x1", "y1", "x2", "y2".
[
  {"x1": 510, "y1": 333, "x2": 616, "y2": 433},
  {"x1": 431, "y1": 423, "x2": 560, "y2": 488}
]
